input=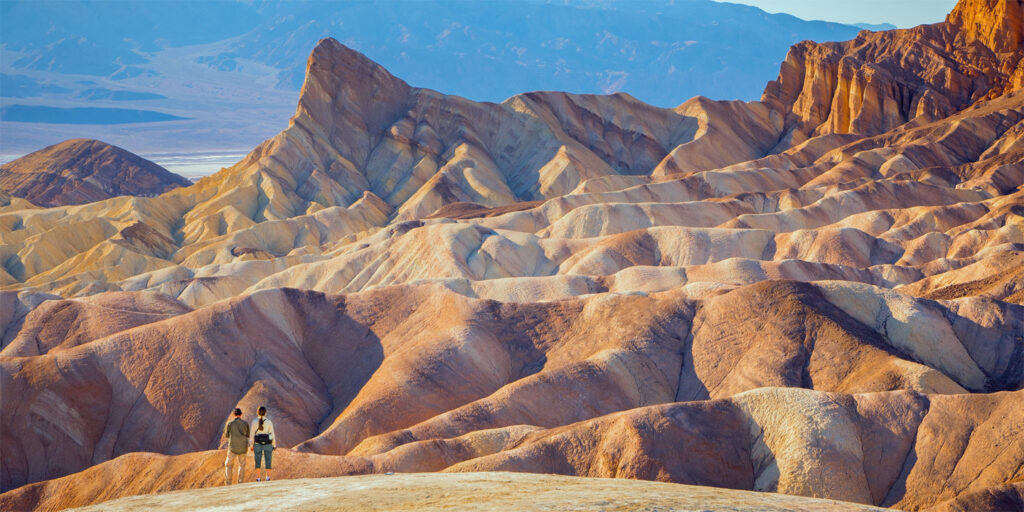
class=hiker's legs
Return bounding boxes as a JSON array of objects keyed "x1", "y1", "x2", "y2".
[
  {"x1": 254, "y1": 444, "x2": 272, "y2": 480},
  {"x1": 264, "y1": 446, "x2": 273, "y2": 480},
  {"x1": 253, "y1": 445, "x2": 263, "y2": 479},
  {"x1": 223, "y1": 450, "x2": 235, "y2": 485},
  {"x1": 235, "y1": 452, "x2": 245, "y2": 483},
  {"x1": 224, "y1": 451, "x2": 244, "y2": 484}
]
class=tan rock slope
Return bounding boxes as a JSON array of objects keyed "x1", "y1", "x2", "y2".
[
  {"x1": 0, "y1": 139, "x2": 191, "y2": 207},
  {"x1": 1, "y1": 0, "x2": 1022, "y2": 511}
]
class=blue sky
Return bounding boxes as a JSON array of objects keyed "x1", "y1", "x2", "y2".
[{"x1": 724, "y1": 0, "x2": 958, "y2": 28}]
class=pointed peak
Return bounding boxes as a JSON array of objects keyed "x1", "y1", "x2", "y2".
[
  {"x1": 309, "y1": 37, "x2": 365, "y2": 63},
  {"x1": 303, "y1": 38, "x2": 405, "y2": 91},
  {"x1": 295, "y1": 37, "x2": 411, "y2": 128}
]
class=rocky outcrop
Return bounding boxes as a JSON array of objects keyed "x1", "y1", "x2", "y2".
[
  {"x1": 762, "y1": 0, "x2": 1024, "y2": 147},
  {"x1": 0, "y1": 139, "x2": 190, "y2": 207}
]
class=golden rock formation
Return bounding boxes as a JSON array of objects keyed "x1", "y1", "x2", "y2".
[{"x1": 762, "y1": 0, "x2": 1024, "y2": 146}]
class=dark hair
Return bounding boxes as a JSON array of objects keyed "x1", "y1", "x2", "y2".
[
  {"x1": 233, "y1": 408, "x2": 242, "y2": 416},
  {"x1": 257, "y1": 406, "x2": 267, "y2": 431}
]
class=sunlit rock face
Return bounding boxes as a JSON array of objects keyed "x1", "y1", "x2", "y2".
[
  {"x1": 1, "y1": 0, "x2": 1023, "y2": 511},
  {"x1": 762, "y1": 0, "x2": 1024, "y2": 147}
]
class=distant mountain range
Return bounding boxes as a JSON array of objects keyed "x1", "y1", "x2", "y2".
[{"x1": 0, "y1": 0, "x2": 865, "y2": 155}]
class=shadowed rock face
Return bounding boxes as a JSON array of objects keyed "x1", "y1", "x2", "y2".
[
  {"x1": 1, "y1": 0, "x2": 1023, "y2": 511},
  {"x1": 0, "y1": 139, "x2": 191, "y2": 207}
]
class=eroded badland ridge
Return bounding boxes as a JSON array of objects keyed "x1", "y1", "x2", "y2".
[{"x1": 1, "y1": 0, "x2": 1023, "y2": 511}]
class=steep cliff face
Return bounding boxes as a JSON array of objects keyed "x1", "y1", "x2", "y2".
[
  {"x1": 762, "y1": 0, "x2": 1024, "y2": 147},
  {"x1": 947, "y1": 0, "x2": 1024, "y2": 54},
  {"x1": 0, "y1": 139, "x2": 190, "y2": 207}
]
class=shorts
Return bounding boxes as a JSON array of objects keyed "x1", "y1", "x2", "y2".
[{"x1": 254, "y1": 443, "x2": 274, "y2": 469}]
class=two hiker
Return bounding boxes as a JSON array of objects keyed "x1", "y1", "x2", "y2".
[{"x1": 223, "y1": 406, "x2": 277, "y2": 484}]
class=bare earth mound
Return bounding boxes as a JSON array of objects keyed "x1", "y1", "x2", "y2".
[{"x1": 0, "y1": 139, "x2": 190, "y2": 207}]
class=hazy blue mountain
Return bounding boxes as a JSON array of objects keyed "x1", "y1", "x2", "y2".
[
  {"x1": 0, "y1": 1, "x2": 258, "y2": 75},
  {"x1": 854, "y1": 22, "x2": 898, "y2": 31},
  {"x1": 200, "y1": 0, "x2": 862, "y2": 104},
  {"x1": 1, "y1": 0, "x2": 862, "y2": 105},
  {"x1": 0, "y1": 0, "x2": 863, "y2": 155}
]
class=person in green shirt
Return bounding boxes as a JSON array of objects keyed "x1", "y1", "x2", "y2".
[{"x1": 223, "y1": 408, "x2": 250, "y2": 485}]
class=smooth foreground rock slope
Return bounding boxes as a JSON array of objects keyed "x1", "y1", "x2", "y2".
[
  {"x1": 0, "y1": 139, "x2": 191, "y2": 207},
  {"x1": 57, "y1": 473, "x2": 890, "y2": 512},
  {"x1": 1, "y1": 0, "x2": 1022, "y2": 511}
]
